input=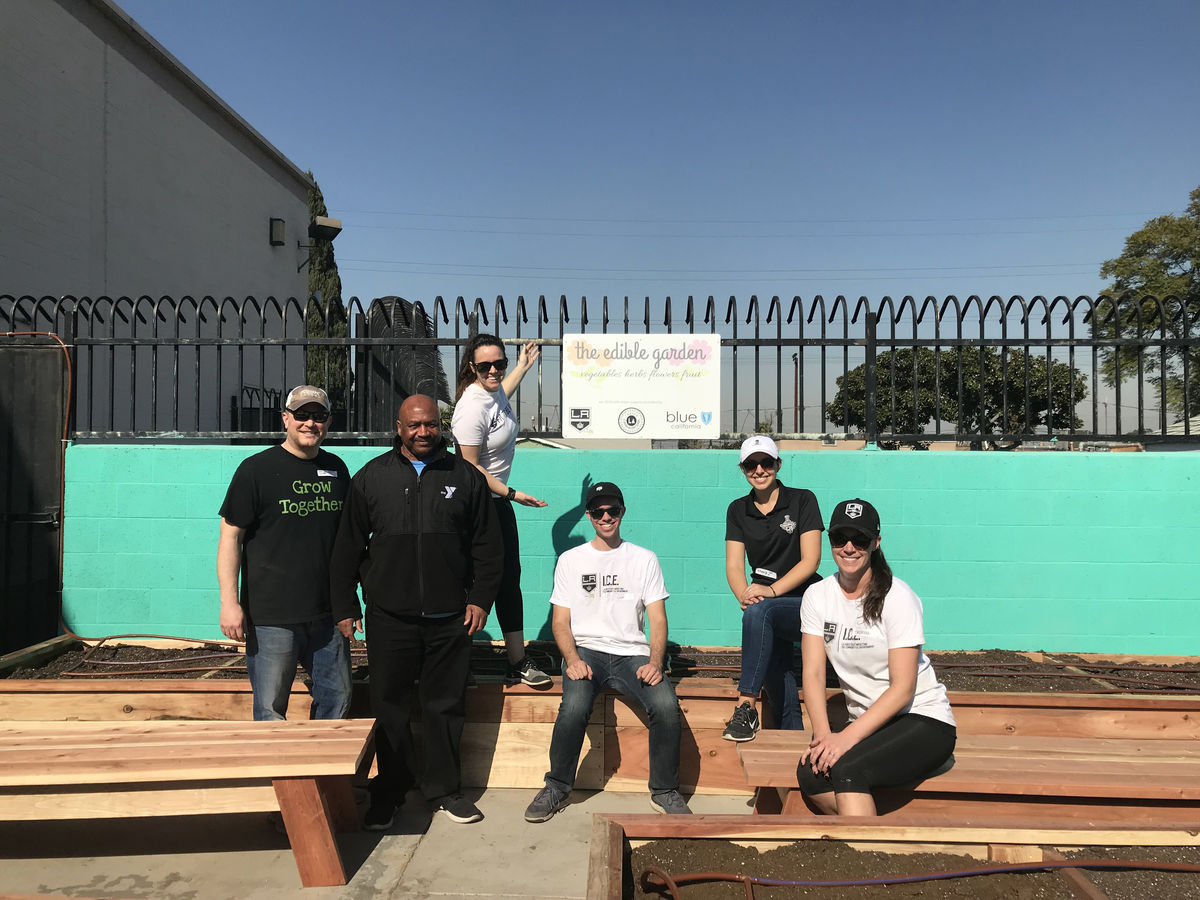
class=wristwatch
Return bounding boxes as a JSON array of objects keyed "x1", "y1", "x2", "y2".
[{"x1": 506, "y1": 486, "x2": 516, "y2": 501}]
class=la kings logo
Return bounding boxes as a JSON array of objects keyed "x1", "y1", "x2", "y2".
[
  {"x1": 824, "y1": 622, "x2": 836, "y2": 644},
  {"x1": 780, "y1": 514, "x2": 797, "y2": 534},
  {"x1": 581, "y1": 574, "x2": 597, "y2": 594}
]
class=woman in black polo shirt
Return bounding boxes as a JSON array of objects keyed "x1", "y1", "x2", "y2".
[{"x1": 722, "y1": 435, "x2": 824, "y2": 742}]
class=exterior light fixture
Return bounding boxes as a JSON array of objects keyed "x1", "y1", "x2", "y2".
[{"x1": 297, "y1": 216, "x2": 343, "y2": 271}]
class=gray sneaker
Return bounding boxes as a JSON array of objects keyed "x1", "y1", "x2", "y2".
[
  {"x1": 508, "y1": 656, "x2": 552, "y2": 688},
  {"x1": 524, "y1": 784, "x2": 570, "y2": 823},
  {"x1": 650, "y1": 790, "x2": 692, "y2": 815}
]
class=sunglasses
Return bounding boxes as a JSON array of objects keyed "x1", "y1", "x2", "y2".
[
  {"x1": 473, "y1": 358, "x2": 509, "y2": 374},
  {"x1": 740, "y1": 455, "x2": 779, "y2": 473},
  {"x1": 586, "y1": 505, "x2": 625, "y2": 520},
  {"x1": 287, "y1": 408, "x2": 330, "y2": 423},
  {"x1": 829, "y1": 531, "x2": 874, "y2": 550}
]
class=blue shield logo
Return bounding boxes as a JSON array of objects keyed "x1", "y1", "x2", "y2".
[{"x1": 700, "y1": 411, "x2": 713, "y2": 425}]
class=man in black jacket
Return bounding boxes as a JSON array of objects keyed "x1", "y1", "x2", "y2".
[{"x1": 330, "y1": 394, "x2": 502, "y2": 829}]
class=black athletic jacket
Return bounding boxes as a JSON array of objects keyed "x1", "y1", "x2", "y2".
[{"x1": 329, "y1": 438, "x2": 503, "y2": 622}]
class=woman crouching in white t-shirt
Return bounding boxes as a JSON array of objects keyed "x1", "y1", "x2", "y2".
[
  {"x1": 451, "y1": 333, "x2": 551, "y2": 687},
  {"x1": 798, "y1": 498, "x2": 956, "y2": 816}
]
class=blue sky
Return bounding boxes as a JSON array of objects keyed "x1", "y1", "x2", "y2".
[{"x1": 118, "y1": 0, "x2": 1200, "y2": 311}]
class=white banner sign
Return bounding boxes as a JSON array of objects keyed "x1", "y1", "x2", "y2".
[{"x1": 561, "y1": 333, "x2": 721, "y2": 439}]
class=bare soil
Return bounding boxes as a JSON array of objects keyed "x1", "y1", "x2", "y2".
[
  {"x1": 629, "y1": 839, "x2": 1200, "y2": 900},
  {"x1": 7, "y1": 642, "x2": 1200, "y2": 695}
]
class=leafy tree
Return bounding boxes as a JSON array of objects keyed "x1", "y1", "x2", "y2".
[
  {"x1": 305, "y1": 174, "x2": 348, "y2": 410},
  {"x1": 827, "y1": 347, "x2": 1087, "y2": 449},
  {"x1": 1094, "y1": 186, "x2": 1200, "y2": 418}
]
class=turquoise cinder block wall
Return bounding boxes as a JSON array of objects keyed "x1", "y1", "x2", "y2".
[{"x1": 62, "y1": 444, "x2": 1199, "y2": 654}]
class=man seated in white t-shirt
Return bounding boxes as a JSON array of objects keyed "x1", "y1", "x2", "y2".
[{"x1": 523, "y1": 481, "x2": 692, "y2": 821}]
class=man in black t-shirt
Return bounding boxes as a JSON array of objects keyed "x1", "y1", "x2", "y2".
[{"x1": 217, "y1": 385, "x2": 352, "y2": 720}]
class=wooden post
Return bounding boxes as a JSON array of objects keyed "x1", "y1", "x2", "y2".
[
  {"x1": 585, "y1": 815, "x2": 625, "y2": 900},
  {"x1": 273, "y1": 776, "x2": 347, "y2": 887}
]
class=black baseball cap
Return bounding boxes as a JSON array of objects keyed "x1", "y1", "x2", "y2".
[
  {"x1": 828, "y1": 498, "x2": 881, "y2": 537},
  {"x1": 585, "y1": 481, "x2": 624, "y2": 509}
]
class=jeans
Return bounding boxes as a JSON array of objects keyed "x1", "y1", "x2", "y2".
[
  {"x1": 245, "y1": 617, "x2": 352, "y2": 721},
  {"x1": 737, "y1": 594, "x2": 804, "y2": 730},
  {"x1": 546, "y1": 648, "x2": 681, "y2": 795}
]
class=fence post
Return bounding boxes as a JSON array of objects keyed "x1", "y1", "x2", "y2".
[{"x1": 864, "y1": 306, "x2": 877, "y2": 445}]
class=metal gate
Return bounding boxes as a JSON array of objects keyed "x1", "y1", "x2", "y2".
[{"x1": 0, "y1": 337, "x2": 65, "y2": 654}]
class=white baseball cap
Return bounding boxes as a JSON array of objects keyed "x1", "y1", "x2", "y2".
[{"x1": 739, "y1": 434, "x2": 779, "y2": 463}]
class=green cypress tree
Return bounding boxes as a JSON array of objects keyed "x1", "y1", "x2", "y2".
[{"x1": 305, "y1": 174, "x2": 348, "y2": 413}]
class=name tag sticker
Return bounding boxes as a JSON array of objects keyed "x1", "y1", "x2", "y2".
[
  {"x1": 317, "y1": 469, "x2": 338, "y2": 478},
  {"x1": 753, "y1": 567, "x2": 778, "y2": 579}
]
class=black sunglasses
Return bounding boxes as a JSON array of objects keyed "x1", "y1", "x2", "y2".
[
  {"x1": 287, "y1": 408, "x2": 330, "y2": 423},
  {"x1": 473, "y1": 357, "x2": 509, "y2": 374},
  {"x1": 740, "y1": 455, "x2": 779, "y2": 473},
  {"x1": 586, "y1": 505, "x2": 625, "y2": 520},
  {"x1": 829, "y1": 530, "x2": 873, "y2": 550}
]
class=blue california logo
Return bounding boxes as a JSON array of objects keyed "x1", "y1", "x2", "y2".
[{"x1": 700, "y1": 411, "x2": 712, "y2": 425}]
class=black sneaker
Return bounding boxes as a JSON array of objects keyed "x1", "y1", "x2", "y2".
[
  {"x1": 436, "y1": 793, "x2": 483, "y2": 824},
  {"x1": 722, "y1": 702, "x2": 760, "y2": 742},
  {"x1": 507, "y1": 656, "x2": 552, "y2": 687},
  {"x1": 650, "y1": 790, "x2": 692, "y2": 815},
  {"x1": 524, "y1": 784, "x2": 570, "y2": 823},
  {"x1": 363, "y1": 794, "x2": 396, "y2": 831}
]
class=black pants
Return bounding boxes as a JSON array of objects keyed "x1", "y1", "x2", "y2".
[
  {"x1": 492, "y1": 496, "x2": 523, "y2": 634},
  {"x1": 366, "y1": 607, "x2": 470, "y2": 801},
  {"x1": 796, "y1": 713, "x2": 956, "y2": 795}
]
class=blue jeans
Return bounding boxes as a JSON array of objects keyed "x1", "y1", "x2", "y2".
[
  {"x1": 245, "y1": 617, "x2": 352, "y2": 721},
  {"x1": 738, "y1": 595, "x2": 804, "y2": 730},
  {"x1": 546, "y1": 648, "x2": 681, "y2": 795}
]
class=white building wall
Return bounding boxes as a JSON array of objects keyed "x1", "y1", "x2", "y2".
[{"x1": 0, "y1": 0, "x2": 311, "y2": 301}]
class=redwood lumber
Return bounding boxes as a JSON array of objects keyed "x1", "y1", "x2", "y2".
[
  {"x1": 0, "y1": 635, "x2": 80, "y2": 676},
  {"x1": 603, "y1": 725, "x2": 750, "y2": 795},
  {"x1": 0, "y1": 719, "x2": 376, "y2": 889},
  {"x1": 603, "y1": 812, "x2": 1200, "y2": 845},
  {"x1": 1041, "y1": 848, "x2": 1111, "y2": 900},
  {"x1": 585, "y1": 814, "x2": 625, "y2": 900},
  {"x1": 273, "y1": 776, "x2": 347, "y2": 888},
  {"x1": 739, "y1": 729, "x2": 1200, "y2": 823}
]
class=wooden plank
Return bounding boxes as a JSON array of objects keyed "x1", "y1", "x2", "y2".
[
  {"x1": 744, "y1": 757, "x2": 1200, "y2": 800},
  {"x1": 603, "y1": 726, "x2": 752, "y2": 795},
  {"x1": 0, "y1": 721, "x2": 376, "y2": 786},
  {"x1": 0, "y1": 678, "x2": 262, "y2": 693},
  {"x1": 988, "y1": 843, "x2": 1044, "y2": 863},
  {"x1": 1042, "y1": 848, "x2": 1111, "y2": 900},
  {"x1": 870, "y1": 792, "x2": 1200, "y2": 824},
  {"x1": 0, "y1": 719, "x2": 367, "y2": 735},
  {"x1": 943, "y1": 691, "x2": 1200, "y2": 711},
  {"x1": 951, "y1": 705, "x2": 1200, "y2": 740},
  {"x1": 585, "y1": 815, "x2": 624, "y2": 900},
  {"x1": 609, "y1": 695, "x2": 733, "y2": 730},
  {"x1": 0, "y1": 781, "x2": 278, "y2": 819},
  {"x1": 0, "y1": 635, "x2": 79, "y2": 676},
  {"x1": 603, "y1": 812, "x2": 1200, "y2": 844},
  {"x1": 457, "y1": 722, "x2": 604, "y2": 789},
  {"x1": 746, "y1": 729, "x2": 1200, "y2": 758},
  {"x1": 273, "y1": 776, "x2": 348, "y2": 888},
  {"x1": 0, "y1": 726, "x2": 376, "y2": 753},
  {"x1": 317, "y1": 775, "x2": 359, "y2": 832},
  {"x1": 465, "y1": 687, "x2": 582, "y2": 725},
  {"x1": 0, "y1": 692, "x2": 258, "y2": 721}
]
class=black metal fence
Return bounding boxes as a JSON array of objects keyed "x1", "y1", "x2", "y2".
[{"x1": 3, "y1": 292, "x2": 1197, "y2": 446}]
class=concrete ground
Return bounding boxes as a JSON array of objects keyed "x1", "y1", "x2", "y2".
[{"x1": 0, "y1": 788, "x2": 754, "y2": 900}]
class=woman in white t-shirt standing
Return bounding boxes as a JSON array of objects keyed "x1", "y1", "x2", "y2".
[
  {"x1": 798, "y1": 498, "x2": 956, "y2": 816},
  {"x1": 451, "y1": 333, "x2": 551, "y2": 687}
]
